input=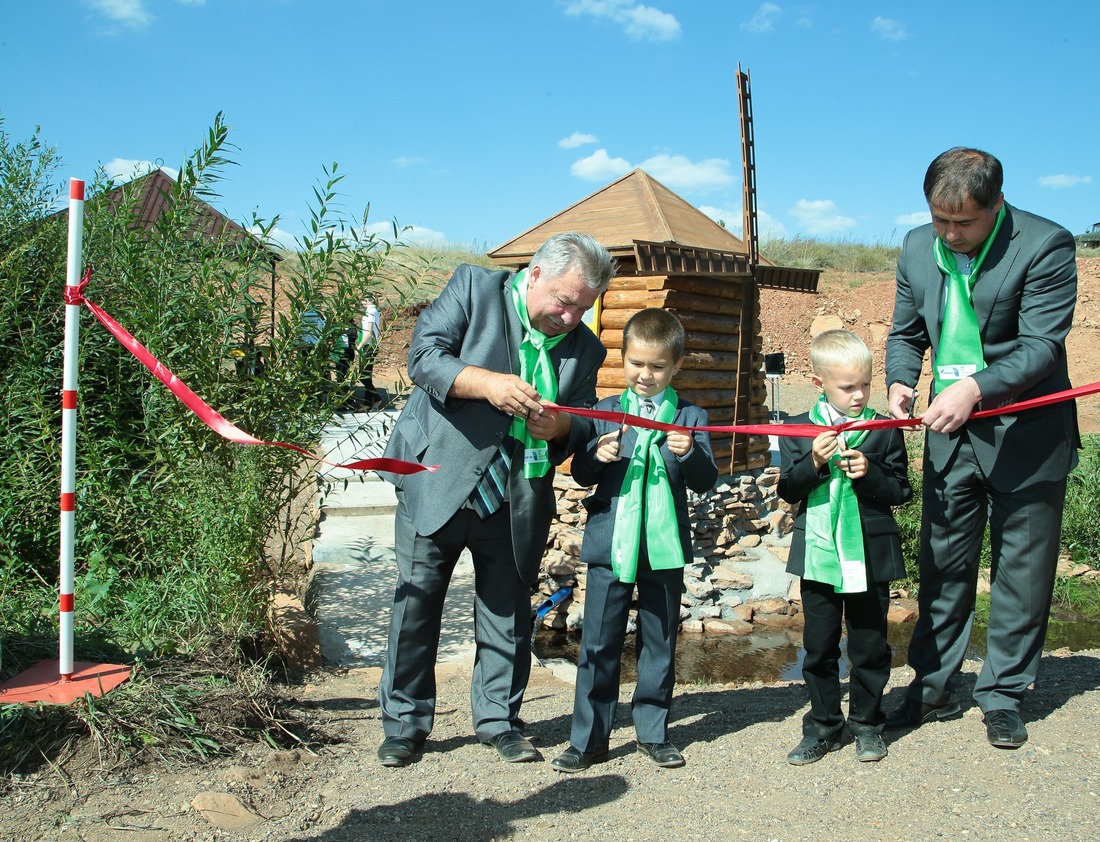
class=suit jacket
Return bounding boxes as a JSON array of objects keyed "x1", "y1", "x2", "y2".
[
  {"x1": 778, "y1": 412, "x2": 912, "y2": 584},
  {"x1": 382, "y1": 264, "x2": 606, "y2": 584},
  {"x1": 571, "y1": 396, "x2": 718, "y2": 570},
  {"x1": 885, "y1": 203, "x2": 1079, "y2": 491}
]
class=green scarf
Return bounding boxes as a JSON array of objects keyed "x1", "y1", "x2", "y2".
[
  {"x1": 509, "y1": 269, "x2": 567, "y2": 478},
  {"x1": 804, "y1": 395, "x2": 873, "y2": 593},
  {"x1": 932, "y1": 205, "x2": 1005, "y2": 393},
  {"x1": 610, "y1": 388, "x2": 684, "y2": 584}
]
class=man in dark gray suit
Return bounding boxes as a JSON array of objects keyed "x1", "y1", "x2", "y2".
[
  {"x1": 885, "y1": 147, "x2": 1079, "y2": 748},
  {"x1": 376, "y1": 232, "x2": 614, "y2": 766}
]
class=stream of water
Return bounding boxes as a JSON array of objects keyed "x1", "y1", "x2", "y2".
[{"x1": 534, "y1": 612, "x2": 1100, "y2": 685}]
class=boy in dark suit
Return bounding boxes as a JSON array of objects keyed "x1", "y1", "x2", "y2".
[
  {"x1": 779, "y1": 329, "x2": 912, "y2": 765},
  {"x1": 550, "y1": 308, "x2": 718, "y2": 773}
]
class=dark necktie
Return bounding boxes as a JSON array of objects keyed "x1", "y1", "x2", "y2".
[{"x1": 469, "y1": 440, "x2": 512, "y2": 518}]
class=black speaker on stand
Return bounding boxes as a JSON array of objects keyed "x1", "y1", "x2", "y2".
[{"x1": 764, "y1": 352, "x2": 785, "y2": 423}]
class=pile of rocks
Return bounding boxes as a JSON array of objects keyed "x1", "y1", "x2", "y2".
[{"x1": 536, "y1": 465, "x2": 805, "y2": 636}]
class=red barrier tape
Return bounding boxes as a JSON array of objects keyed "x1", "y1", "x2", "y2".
[
  {"x1": 67, "y1": 268, "x2": 1099, "y2": 468},
  {"x1": 551, "y1": 379, "x2": 1100, "y2": 438},
  {"x1": 68, "y1": 269, "x2": 434, "y2": 475}
]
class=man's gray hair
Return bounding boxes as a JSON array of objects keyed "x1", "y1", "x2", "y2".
[{"x1": 530, "y1": 231, "x2": 616, "y2": 293}]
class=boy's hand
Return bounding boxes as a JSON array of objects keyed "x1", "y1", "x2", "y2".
[
  {"x1": 811, "y1": 430, "x2": 839, "y2": 469},
  {"x1": 837, "y1": 448, "x2": 867, "y2": 480},
  {"x1": 666, "y1": 430, "x2": 693, "y2": 457},
  {"x1": 595, "y1": 423, "x2": 627, "y2": 463}
]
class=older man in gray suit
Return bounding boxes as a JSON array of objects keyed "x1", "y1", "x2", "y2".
[
  {"x1": 885, "y1": 147, "x2": 1079, "y2": 748},
  {"x1": 376, "y1": 232, "x2": 614, "y2": 766}
]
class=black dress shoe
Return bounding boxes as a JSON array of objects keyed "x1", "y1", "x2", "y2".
[
  {"x1": 984, "y1": 709, "x2": 1028, "y2": 748},
  {"x1": 637, "y1": 741, "x2": 685, "y2": 768},
  {"x1": 486, "y1": 731, "x2": 540, "y2": 763},
  {"x1": 884, "y1": 693, "x2": 961, "y2": 729},
  {"x1": 550, "y1": 746, "x2": 607, "y2": 773},
  {"x1": 786, "y1": 736, "x2": 842, "y2": 766},
  {"x1": 377, "y1": 736, "x2": 419, "y2": 767}
]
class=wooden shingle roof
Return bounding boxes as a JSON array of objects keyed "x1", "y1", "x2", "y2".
[{"x1": 488, "y1": 168, "x2": 761, "y2": 266}]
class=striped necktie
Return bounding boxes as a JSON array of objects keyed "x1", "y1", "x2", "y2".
[{"x1": 469, "y1": 439, "x2": 512, "y2": 518}]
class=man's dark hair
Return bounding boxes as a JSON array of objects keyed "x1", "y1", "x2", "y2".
[{"x1": 924, "y1": 147, "x2": 1003, "y2": 212}]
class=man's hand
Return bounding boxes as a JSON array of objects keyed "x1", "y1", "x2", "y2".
[
  {"x1": 453, "y1": 368, "x2": 543, "y2": 417},
  {"x1": 922, "y1": 377, "x2": 982, "y2": 434},
  {"x1": 526, "y1": 402, "x2": 571, "y2": 444},
  {"x1": 888, "y1": 382, "x2": 918, "y2": 420}
]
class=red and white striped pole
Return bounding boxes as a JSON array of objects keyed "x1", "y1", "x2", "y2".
[{"x1": 59, "y1": 178, "x2": 85, "y2": 682}]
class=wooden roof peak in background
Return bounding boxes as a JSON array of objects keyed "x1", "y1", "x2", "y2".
[{"x1": 488, "y1": 168, "x2": 765, "y2": 266}]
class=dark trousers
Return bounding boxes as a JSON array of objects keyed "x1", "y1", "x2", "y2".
[
  {"x1": 800, "y1": 577, "x2": 892, "y2": 739},
  {"x1": 907, "y1": 439, "x2": 1065, "y2": 713},
  {"x1": 379, "y1": 498, "x2": 531, "y2": 743},
  {"x1": 570, "y1": 561, "x2": 683, "y2": 752}
]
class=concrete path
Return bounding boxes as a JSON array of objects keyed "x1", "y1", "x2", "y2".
[{"x1": 306, "y1": 407, "x2": 477, "y2": 667}]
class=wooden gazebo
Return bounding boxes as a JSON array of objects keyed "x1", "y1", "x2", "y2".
[{"x1": 488, "y1": 168, "x2": 819, "y2": 474}]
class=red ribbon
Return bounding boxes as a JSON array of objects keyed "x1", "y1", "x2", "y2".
[
  {"x1": 69, "y1": 268, "x2": 434, "y2": 475},
  {"x1": 550, "y1": 379, "x2": 1100, "y2": 438}
]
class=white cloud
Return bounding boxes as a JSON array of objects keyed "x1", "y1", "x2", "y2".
[
  {"x1": 559, "y1": 132, "x2": 599, "y2": 149},
  {"x1": 249, "y1": 224, "x2": 298, "y2": 252},
  {"x1": 571, "y1": 148, "x2": 633, "y2": 181},
  {"x1": 758, "y1": 209, "x2": 787, "y2": 240},
  {"x1": 570, "y1": 149, "x2": 732, "y2": 193},
  {"x1": 101, "y1": 158, "x2": 179, "y2": 182},
  {"x1": 790, "y1": 199, "x2": 857, "y2": 236},
  {"x1": 83, "y1": 0, "x2": 153, "y2": 29},
  {"x1": 871, "y1": 16, "x2": 907, "y2": 41},
  {"x1": 742, "y1": 2, "x2": 782, "y2": 34},
  {"x1": 636, "y1": 154, "x2": 733, "y2": 191},
  {"x1": 562, "y1": 1, "x2": 681, "y2": 42},
  {"x1": 1038, "y1": 174, "x2": 1093, "y2": 189},
  {"x1": 896, "y1": 211, "x2": 930, "y2": 226},
  {"x1": 699, "y1": 204, "x2": 743, "y2": 233},
  {"x1": 392, "y1": 156, "x2": 428, "y2": 168},
  {"x1": 699, "y1": 204, "x2": 787, "y2": 241},
  {"x1": 397, "y1": 225, "x2": 449, "y2": 247}
]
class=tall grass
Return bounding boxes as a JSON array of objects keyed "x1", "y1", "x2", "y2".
[{"x1": 761, "y1": 236, "x2": 900, "y2": 273}]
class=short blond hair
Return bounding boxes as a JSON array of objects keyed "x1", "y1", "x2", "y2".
[{"x1": 810, "y1": 329, "x2": 872, "y2": 374}]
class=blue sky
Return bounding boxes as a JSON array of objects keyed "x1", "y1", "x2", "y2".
[{"x1": 3, "y1": 1, "x2": 1097, "y2": 252}]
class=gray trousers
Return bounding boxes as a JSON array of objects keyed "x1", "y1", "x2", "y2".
[
  {"x1": 379, "y1": 496, "x2": 531, "y2": 743},
  {"x1": 907, "y1": 438, "x2": 1065, "y2": 713}
]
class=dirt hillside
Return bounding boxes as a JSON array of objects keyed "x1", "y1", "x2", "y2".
[{"x1": 758, "y1": 255, "x2": 1100, "y2": 431}]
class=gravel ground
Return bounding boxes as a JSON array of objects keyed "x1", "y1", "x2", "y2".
[{"x1": 6, "y1": 650, "x2": 1097, "y2": 841}]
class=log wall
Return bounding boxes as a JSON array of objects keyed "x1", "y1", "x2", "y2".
[{"x1": 594, "y1": 272, "x2": 771, "y2": 474}]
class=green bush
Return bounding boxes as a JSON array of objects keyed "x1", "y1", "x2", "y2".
[
  {"x1": 0, "y1": 115, "x2": 397, "y2": 666},
  {"x1": 894, "y1": 432, "x2": 1099, "y2": 606}
]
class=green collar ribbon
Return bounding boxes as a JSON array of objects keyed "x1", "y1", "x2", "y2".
[
  {"x1": 509, "y1": 268, "x2": 566, "y2": 478},
  {"x1": 804, "y1": 395, "x2": 873, "y2": 593},
  {"x1": 610, "y1": 388, "x2": 684, "y2": 584},
  {"x1": 932, "y1": 204, "x2": 1006, "y2": 393}
]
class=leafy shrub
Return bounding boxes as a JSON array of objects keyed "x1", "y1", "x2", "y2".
[{"x1": 0, "y1": 115, "x2": 397, "y2": 665}]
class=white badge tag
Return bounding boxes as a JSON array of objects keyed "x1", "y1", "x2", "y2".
[
  {"x1": 937, "y1": 363, "x2": 979, "y2": 381},
  {"x1": 524, "y1": 447, "x2": 548, "y2": 465}
]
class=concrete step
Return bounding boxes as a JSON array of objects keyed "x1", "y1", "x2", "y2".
[{"x1": 318, "y1": 479, "x2": 397, "y2": 517}]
